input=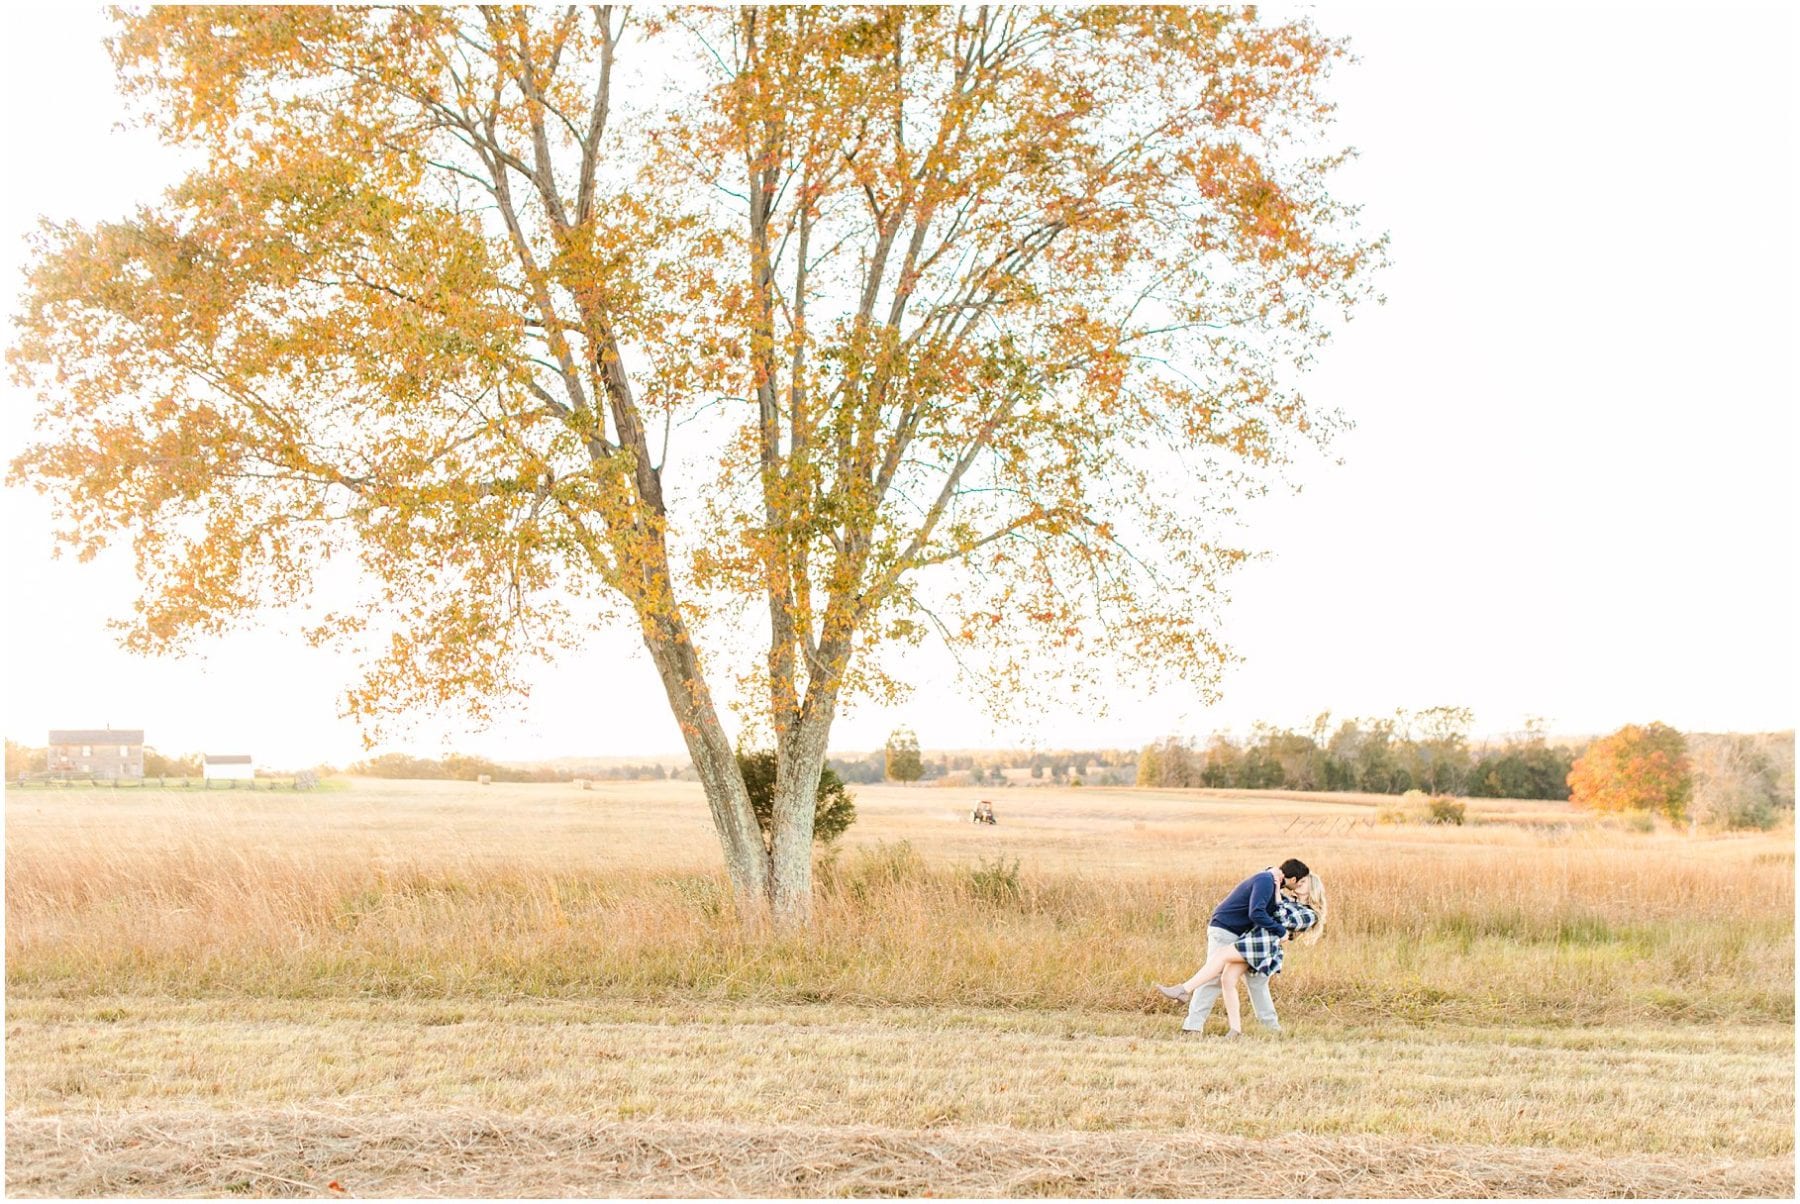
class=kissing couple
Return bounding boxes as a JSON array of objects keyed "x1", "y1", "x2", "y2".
[{"x1": 1155, "y1": 857, "x2": 1326, "y2": 1037}]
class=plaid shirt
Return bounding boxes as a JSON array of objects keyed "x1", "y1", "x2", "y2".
[
  {"x1": 1281, "y1": 898, "x2": 1319, "y2": 935},
  {"x1": 1234, "y1": 898, "x2": 1319, "y2": 976}
]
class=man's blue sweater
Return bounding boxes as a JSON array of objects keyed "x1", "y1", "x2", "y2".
[{"x1": 1210, "y1": 869, "x2": 1286, "y2": 936}]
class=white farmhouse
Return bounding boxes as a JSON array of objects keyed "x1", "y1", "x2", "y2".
[{"x1": 203, "y1": 754, "x2": 255, "y2": 781}]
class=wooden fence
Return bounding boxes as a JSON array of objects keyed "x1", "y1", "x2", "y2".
[{"x1": 1281, "y1": 813, "x2": 1377, "y2": 835}]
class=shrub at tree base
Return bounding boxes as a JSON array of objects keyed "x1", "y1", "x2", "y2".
[
  {"x1": 737, "y1": 751, "x2": 857, "y2": 847},
  {"x1": 1567, "y1": 723, "x2": 1693, "y2": 822}
]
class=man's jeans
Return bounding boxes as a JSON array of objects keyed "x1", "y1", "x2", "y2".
[{"x1": 1182, "y1": 925, "x2": 1279, "y2": 1032}]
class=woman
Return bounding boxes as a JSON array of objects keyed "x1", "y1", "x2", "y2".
[{"x1": 1155, "y1": 873, "x2": 1328, "y2": 1036}]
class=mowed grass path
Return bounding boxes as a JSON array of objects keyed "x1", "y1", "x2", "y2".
[{"x1": 6, "y1": 779, "x2": 1794, "y2": 1197}]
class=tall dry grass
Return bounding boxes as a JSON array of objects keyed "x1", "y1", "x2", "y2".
[
  {"x1": 7, "y1": 782, "x2": 1791, "y2": 1026},
  {"x1": 8, "y1": 781, "x2": 1793, "y2": 1197}
]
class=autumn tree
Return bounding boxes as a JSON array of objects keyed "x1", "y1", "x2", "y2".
[
  {"x1": 1567, "y1": 722, "x2": 1693, "y2": 821},
  {"x1": 142, "y1": 747, "x2": 203, "y2": 778},
  {"x1": 1257, "y1": 721, "x2": 1325, "y2": 790},
  {"x1": 9, "y1": 7, "x2": 1379, "y2": 926},
  {"x1": 1133, "y1": 741, "x2": 1162, "y2": 787},
  {"x1": 884, "y1": 727, "x2": 923, "y2": 784},
  {"x1": 5, "y1": 741, "x2": 46, "y2": 778},
  {"x1": 1137, "y1": 735, "x2": 1200, "y2": 787},
  {"x1": 1200, "y1": 734, "x2": 1241, "y2": 787}
]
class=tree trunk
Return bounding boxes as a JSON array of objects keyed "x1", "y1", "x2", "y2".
[
  {"x1": 637, "y1": 597, "x2": 857, "y2": 931},
  {"x1": 641, "y1": 620, "x2": 770, "y2": 914},
  {"x1": 768, "y1": 695, "x2": 840, "y2": 928}
]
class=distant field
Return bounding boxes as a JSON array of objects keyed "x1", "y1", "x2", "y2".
[
  {"x1": 6, "y1": 778, "x2": 1793, "y2": 1197},
  {"x1": 8, "y1": 776, "x2": 344, "y2": 792}
]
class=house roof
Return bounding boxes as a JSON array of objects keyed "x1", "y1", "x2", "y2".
[
  {"x1": 205, "y1": 755, "x2": 254, "y2": 765},
  {"x1": 49, "y1": 729, "x2": 145, "y2": 745}
]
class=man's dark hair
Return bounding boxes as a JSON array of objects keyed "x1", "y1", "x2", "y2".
[{"x1": 1279, "y1": 858, "x2": 1311, "y2": 881}]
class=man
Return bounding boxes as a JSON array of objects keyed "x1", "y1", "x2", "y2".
[{"x1": 1176, "y1": 858, "x2": 1310, "y2": 1035}]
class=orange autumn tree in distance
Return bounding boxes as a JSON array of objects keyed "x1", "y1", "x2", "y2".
[
  {"x1": 1567, "y1": 723, "x2": 1694, "y2": 822},
  {"x1": 10, "y1": 7, "x2": 1382, "y2": 925}
]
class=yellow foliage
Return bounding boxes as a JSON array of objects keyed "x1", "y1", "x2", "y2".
[{"x1": 10, "y1": 7, "x2": 1384, "y2": 919}]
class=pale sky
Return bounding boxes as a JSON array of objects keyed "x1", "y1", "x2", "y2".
[{"x1": 2, "y1": 6, "x2": 1794, "y2": 767}]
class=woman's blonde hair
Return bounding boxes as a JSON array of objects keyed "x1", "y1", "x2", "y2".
[{"x1": 1294, "y1": 872, "x2": 1328, "y2": 945}]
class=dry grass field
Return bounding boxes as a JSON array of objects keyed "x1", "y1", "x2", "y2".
[{"x1": 6, "y1": 778, "x2": 1794, "y2": 1197}]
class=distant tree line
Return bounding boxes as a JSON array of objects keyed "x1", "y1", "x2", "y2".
[
  {"x1": 827, "y1": 738, "x2": 1139, "y2": 786},
  {"x1": 1135, "y1": 709, "x2": 1576, "y2": 799},
  {"x1": 567, "y1": 763, "x2": 675, "y2": 781},
  {"x1": 347, "y1": 752, "x2": 670, "y2": 783},
  {"x1": 1130, "y1": 711, "x2": 1794, "y2": 829}
]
